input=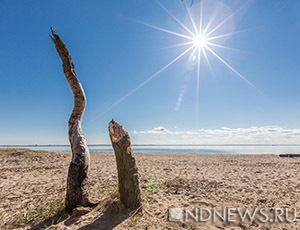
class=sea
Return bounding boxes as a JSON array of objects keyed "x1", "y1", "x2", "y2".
[{"x1": 1, "y1": 144, "x2": 300, "y2": 155}]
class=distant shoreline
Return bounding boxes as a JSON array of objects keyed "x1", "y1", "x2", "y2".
[
  {"x1": 1, "y1": 144, "x2": 300, "y2": 147},
  {"x1": 1, "y1": 144, "x2": 300, "y2": 155}
]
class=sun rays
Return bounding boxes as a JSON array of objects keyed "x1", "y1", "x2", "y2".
[{"x1": 102, "y1": 0, "x2": 258, "y2": 124}]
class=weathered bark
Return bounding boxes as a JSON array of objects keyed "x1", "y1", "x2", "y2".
[
  {"x1": 108, "y1": 120, "x2": 142, "y2": 210},
  {"x1": 50, "y1": 28, "x2": 91, "y2": 212}
]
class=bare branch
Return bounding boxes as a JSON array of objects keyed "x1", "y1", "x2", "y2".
[{"x1": 51, "y1": 28, "x2": 93, "y2": 212}]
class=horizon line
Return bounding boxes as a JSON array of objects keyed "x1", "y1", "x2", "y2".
[{"x1": 1, "y1": 144, "x2": 300, "y2": 147}]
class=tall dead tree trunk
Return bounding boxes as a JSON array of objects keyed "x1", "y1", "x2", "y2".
[
  {"x1": 108, "y1": 120, "x2": 141, "y2": 211},
  {"x1": 50, "y1": 28, "x2": 93, "y2": 212}
]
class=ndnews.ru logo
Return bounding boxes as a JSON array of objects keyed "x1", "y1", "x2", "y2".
[{"x1": 168, "y1": 207, "x2": 296, "y2": 223}]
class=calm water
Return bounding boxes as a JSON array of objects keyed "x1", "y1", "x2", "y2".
[{"x1": 1, "y1": 145, "x2": 300, "y2": 154}]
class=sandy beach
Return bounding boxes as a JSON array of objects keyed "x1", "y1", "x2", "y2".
[{"x1": 1, "y1": 148, "x2": 300, "y2": 229}]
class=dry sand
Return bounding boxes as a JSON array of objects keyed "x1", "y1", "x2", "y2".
[{"x1": 1, "y1": 148, "x2": 300, "y2": 229}]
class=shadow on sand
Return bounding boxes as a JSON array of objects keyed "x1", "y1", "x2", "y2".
[
  {"x1": 78, "y1": 200, "x2": 130, "y2": 230},
  {"x1": 29, "y1": 210, "x2": 69, "y2": 230},
  {"x1": 29, "y1": 200, "x2": 130, "y2": 229}
]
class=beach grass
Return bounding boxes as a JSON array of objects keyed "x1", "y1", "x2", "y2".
[{"x1": 10, "y1": 197, "x2": 66, "y2": 229}]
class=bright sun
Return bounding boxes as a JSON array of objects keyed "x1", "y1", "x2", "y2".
[
  {"x1": 134, "y1": 0, "x2": 258, "y2": 123},
  {"x1": 193, "y1": 34, "x2": 207, "y2": 48},
  {"x1": 103, "y1": 0, "x2": 258, "y2": 124}
]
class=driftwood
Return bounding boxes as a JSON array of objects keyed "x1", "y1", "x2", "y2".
[
  {"x1": 50, "y1": 28, "x2": 97, "y2": 212},
  {"x1": 108, "y1": 120, "x2": 142, "y2": 210}
]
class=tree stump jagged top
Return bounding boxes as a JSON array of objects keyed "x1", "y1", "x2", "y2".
[
  {"x1": 109, "y1": 120, "x2": 141, "y2": 211},
  {"x1": 109, "y1": 120, "x2": 131, "y2": 149}
]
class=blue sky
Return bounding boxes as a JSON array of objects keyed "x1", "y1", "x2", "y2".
[{"x1": 1, "y1": 0, "x2": 300, "y2": 145}]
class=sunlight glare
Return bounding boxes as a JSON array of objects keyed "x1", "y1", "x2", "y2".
[
  {"x1": 193, "y1": 34, "x2": 207, "y2": 48},
  {"x1": 101, "y1": 0, "x2": 259, "y2": 125}
]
